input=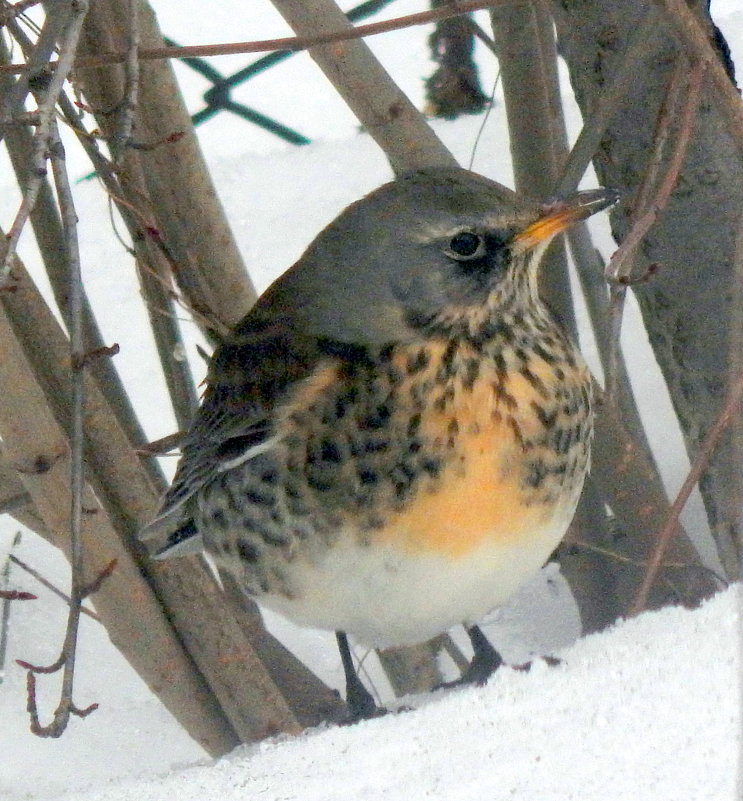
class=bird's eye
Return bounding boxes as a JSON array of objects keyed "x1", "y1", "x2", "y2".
[{"x1": 446, "y1": 231, "x2": 486, "y2": 261}]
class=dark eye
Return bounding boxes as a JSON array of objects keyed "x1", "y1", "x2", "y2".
[{"x1": 446, "y1": 231, "x2": 486, "y2": 261}]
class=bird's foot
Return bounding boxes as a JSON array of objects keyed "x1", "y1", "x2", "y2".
[{"x1": 437, "y1": 624, "x2": 503, "y2": 690}]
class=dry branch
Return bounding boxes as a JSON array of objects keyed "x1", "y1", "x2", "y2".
[
  {"x1": 0, "y1": 0, "x2": 88, "y2": 287},
  {"x1": 269, "y1": 0, "x2": 457, "y2": 174},
  {"x1": 649, "y1": 0, "x2": 743, "y2": 160},
  {"x1": 0, "y1": 244, "x2": 242, "y2": 752},
  {"x1": 630, "y1": 370, "x2": 743, "y2": 614},
  {"x1": 0, "y1": 0, "x2": 526, "y2": 74},
  {"x1": 8, "y1": 554, "x2": 100, "y2": 621},
  {"x1": 604, "y1": 57, "x2": 704, "y2": 400},
  {"x1": 75, "y1": 0, "x2": 256, "y2": 334}
]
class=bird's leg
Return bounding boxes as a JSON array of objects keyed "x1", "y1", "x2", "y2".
[
  {"x1": 461, "y1": 624, "x2": 503, "y2": 684},
  {"x1": 336, "y1": 631, "x2": 379, "y2": 720},
  {"x1": 436, "y1": 625, "x2": 503, "y2": 690}
]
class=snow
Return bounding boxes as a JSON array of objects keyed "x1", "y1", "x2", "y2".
[
  {"x1": 1, "y1": 1, "x2": 742, "y2": 799},
  {"x1": 20, "y1": 588, "x2": 743, "y2": 801}
]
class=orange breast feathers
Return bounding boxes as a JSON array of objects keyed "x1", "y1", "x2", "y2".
[{"x1": 377, "y1": 341, "x2": 584, "y2": 558}]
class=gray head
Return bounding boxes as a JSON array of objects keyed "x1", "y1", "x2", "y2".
[{"x1": 249, "y1": 167, "x2": 616, "y2": 344}]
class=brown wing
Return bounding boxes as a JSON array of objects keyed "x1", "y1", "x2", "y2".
[{"x1": 144, "y1": 310, "x2": 325, "y2": 545}]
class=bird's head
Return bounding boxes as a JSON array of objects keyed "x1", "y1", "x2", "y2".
[{"x1": 256, "y1": 168, "x2": 617, "y2": 346}]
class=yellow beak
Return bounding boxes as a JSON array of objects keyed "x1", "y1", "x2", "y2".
[{"x1": 513, "y1": 188, "x2": 619, "y2": 250}]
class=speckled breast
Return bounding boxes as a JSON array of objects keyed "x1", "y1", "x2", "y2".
[{"x1": 197, "y1": 328, "x2": 593, "y2": 597}]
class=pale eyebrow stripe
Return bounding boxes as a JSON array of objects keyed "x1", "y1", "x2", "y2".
[{"x1": 410, "y1": 212, "x2": 532, "y2": 243}]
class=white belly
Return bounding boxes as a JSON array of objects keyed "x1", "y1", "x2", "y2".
[{"x1": 258, "y1": 510, "x2": 573, "y2": 648}]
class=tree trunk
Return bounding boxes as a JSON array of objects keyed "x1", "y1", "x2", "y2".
[{"x1": 552, "y1": 0, "x2": 743, "y2": 580}]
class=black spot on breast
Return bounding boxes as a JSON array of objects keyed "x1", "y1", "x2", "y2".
[
  {"x1": 320, "y1": 438, "x2": 343, "y2": 462},
  {"x1": 494, "y1": 381, "x2": 517, "y2": 410},
  {"x1": 361, "y1": 403, "x2": 391, "y2": 430},
  {"x1": 364, "y1": 437, "x2": 389, "y2": 453},
  {"x1": 211, "y1": 509, "x2": 227, "y2": 529},
  {"x1": 462, "y1": 357, "x2": 480, "y2": 390},
  {"x1": 422, "y1": 457, "x2": 442, "y2": 478},
  {"x1": 244, "y1": 486, "x2": 274, "y2": 507},
  {"x1": 260, "y1": 468, "x2": 279, "y2": 485},
  {"x1": 532, "y1": 342, "x2": 558, "y2": 365},
  {"x1": 237, "y1": 539, "x2": 260, "y2": 563},
  {"x1": 434, "y1": 385, "x2": 456, "y2": 412},
  {"x1": 521, "y1": 365, "x2": 549, "y2": 398},
  {"x1": 407, "y1": 348, "x2": 430, "y2": 374},
  {"x1": 334, "y1": 385, "x2": 359, "y2": 420},
  {"x1": 507, "y1": 416, "x2": 525, "y2": 447},
  {"x1": 390, "y1": 462, "x2": 417, "y2": 499},
  {"x1": 358, "y1": 467, "x2": 379, "y2": 485},
  {"x1": 524, "y1": 460, "x2": 547, "y2": 489},
  {"x1": 408, "y1": 413, "x2": 421, "y2": 437},
  {"x1": 531, "y1": 401, "x2": 558, "y2": 429},
  {"x1": 551, "y1": 426, "x2": 574, "y2": 454}
]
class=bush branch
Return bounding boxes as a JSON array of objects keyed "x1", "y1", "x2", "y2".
[
  {"x1": 0, "y1": 0, "x2": 90, "y2": 289},
  {"x1": 629, "y1": 369, "x2": 743, "y2": 615},
  {"x1": 604, "y1": 57, "x2": 704, "y2": 400}
]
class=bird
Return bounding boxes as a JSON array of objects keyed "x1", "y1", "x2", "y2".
[{"x1": 144, "y1": 167, "x2": 617, "y2": 719}]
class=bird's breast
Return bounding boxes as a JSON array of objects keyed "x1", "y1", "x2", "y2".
[{"x1": 274, "y1": 333, "x2": 593, "y2": 560}]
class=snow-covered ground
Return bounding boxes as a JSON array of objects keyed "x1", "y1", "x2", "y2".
[{"x1": 1, "y1": 1, "x2": 741, "y2": 799}]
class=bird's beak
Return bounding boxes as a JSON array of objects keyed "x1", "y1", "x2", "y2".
[{"x1": 512, "y1": 188, "x2": 619, "y2": 250}]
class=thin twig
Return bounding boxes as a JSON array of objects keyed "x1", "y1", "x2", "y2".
[
  {"x1": 1, "y1": 531, "x2": 23, "y2": 678},
  {"x1": 8, "y1": 555, "x2": 101, "y2": 622},
  {"x1": 0, "y1": 0, "x2": 524, "y2": 75},
  {"x1": 0, "y1": 0, "x2": 90, "y2": 289},
  {"x1": 462, "y1": 16, "x2": 498, "y2": 58},
  {"x1": 0, "y1": 589, "x2": 36, "y2": 600},
  {"x1": 136, "y1": 430, "x2": 186, "y2": 456},
  {"x1": 19, "y1": 106, "x2": 93, "y2": 737},
  {"x1": 0, "y1": 4, "x2": 68, "y2": 141},
  {"x1": 603, "y1": 57, "x2": 704, "y2": 400},
  {"x1": 18, "y1": 560, "x2": 119, "y2": 735},
  {"x1": 570, "y1": 539, "x2": 727, "y2": 587},
  {"x1": 0, "y1": 0, "x2": 46, "y2": 21},
  {"x1": 113, "y1": 0, "x2": 139, "y2": 157},
  {"x1": 629, "y1": 370, "x2": 743, "y2": 616}
]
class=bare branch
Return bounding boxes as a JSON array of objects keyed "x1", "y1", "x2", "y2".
[
  {"x1": 0, "y1": 4, "x2": 69, "y2": 139},
  {"x1": 16, "y1": 557, "x2": 115, "y2": 737},
  {"x1": 0, "y1": 0, "x2": 46, "y2": 22},
  {"x1": 18, "y1": 102, "x2": 92, "y2": 737},
  {"x1": 0, "y1": 0, "x2": 531, "y2": 75},
  {"x1": 135, "y1": 429, "x2": 185, "y2": 456},
  {"x1": 112, "y1": 0, "x2": 139, "y2": 156},
  {"x1": 8, "y1": 555, "x2": 100, "y2": 621},
  {"x1": 630, "y1": 369, "x2": 743, "y2": 615},
  {"x1": 0, "y1": 0, "x2": 90, "y2": 289},
  {"x1": 0, "y1": 589, "x2": 36, "y2": 600},
  {"x1": 604, "y1": 57, "x2": 704, "y2": 400}
]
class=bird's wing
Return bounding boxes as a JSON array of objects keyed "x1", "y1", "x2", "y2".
[{"x1": 142, "y1": 311, "x2": 323, "y2": 548}]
